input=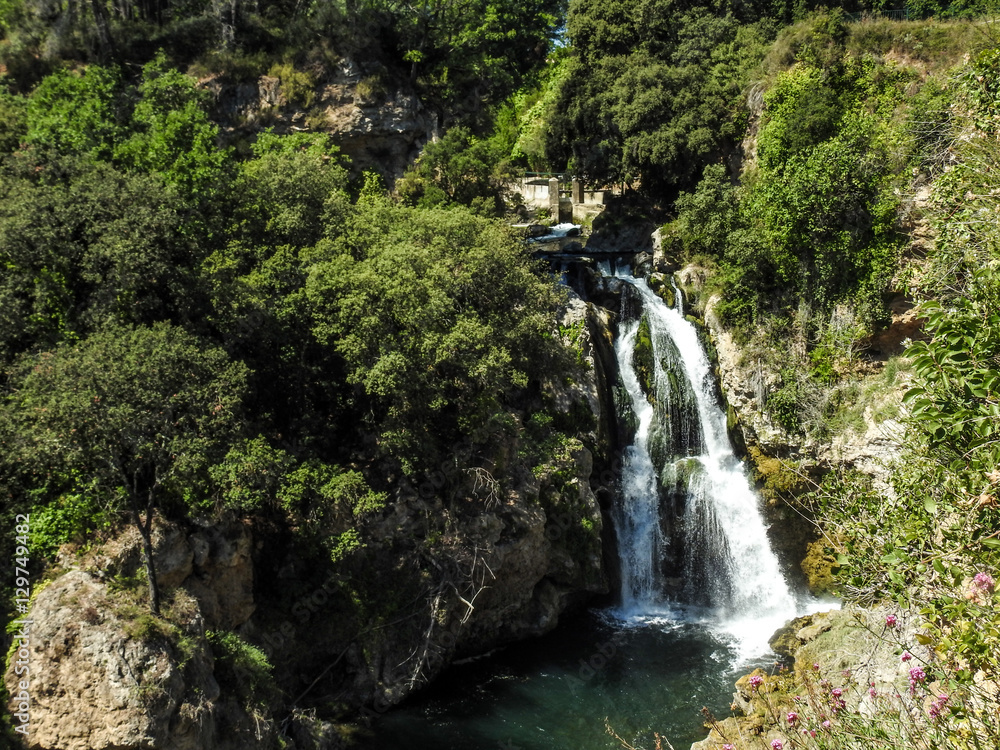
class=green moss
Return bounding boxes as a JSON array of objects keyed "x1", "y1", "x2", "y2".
[
  {"x1": 632, "y1": 315, "x2": 656, "y2": 402},
  {"x1": 801, "y1": 537, "x2": 837, "y2": 594},
  {"x1": 748, "y1": 445, "x2": 808, "y2": 504},
  {"x1": 726, "y1": 403, "x2": 739, "y2": 434},
  {"x1": 647, "y1": 275, "x2": 676, "y2": 308}
]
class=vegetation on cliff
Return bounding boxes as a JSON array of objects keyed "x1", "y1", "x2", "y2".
[
  {"x1": 664, "y1": 11, "x2": 1000, "y2": 750},
  {"x1": 3, "y1": 0, "x2": 1000, "y2": 744},
  {"x1": 0, "y1": 26, "x2": 597, "y2": 738}
]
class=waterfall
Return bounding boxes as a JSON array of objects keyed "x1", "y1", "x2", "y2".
[{"x1": 611, "y1": 269, "x2": 797, "y2": 659}]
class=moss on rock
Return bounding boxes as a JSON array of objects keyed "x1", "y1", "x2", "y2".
[
  {"x1": 801, "y1": 537, "x2": 837, "y2": 594},
  {"x1": 632, "y1": 315, "x2": 656, "y2": 403}
]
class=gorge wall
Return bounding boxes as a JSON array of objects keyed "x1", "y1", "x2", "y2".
[{"x1": 3, "y1": 290, "x2": 625, "y2": 749}]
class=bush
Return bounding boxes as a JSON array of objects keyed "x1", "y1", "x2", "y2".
[
  {"x1": 208, "y1": 630, "x2": 277, "y2": 707},
  {"x1": 267, "y1": 62, "x2": 315, "y2": 108},
  {"x1": 29, "y1": 485, "x2": 111, "y2": 557}
]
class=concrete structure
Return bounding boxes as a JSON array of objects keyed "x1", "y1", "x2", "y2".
[{"x1": 512, "y1": 175, "x2": 611, "y2": 224}]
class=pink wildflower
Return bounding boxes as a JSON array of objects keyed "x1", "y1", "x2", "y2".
[
  {"x1": 812, "y1": 662, "x2": 820, "y2": 671},
  {"x1": 749, "y1": 675, "x2": 763, "y2": 691},
  {"x1": 787, "y1": 711, "x2": 798, "y2": 725},
  {"x1": 723, "y1": 745, "x2": 735, "y2": 750},
  {"x1": 973, "y1": 572, "x2": 994, "y2": 593},
  {"x1": 901, "y1": 651, "x2": 912, "y2": 662},
  {"x1": 831, "y1": 688, "x2": 843, "y2": 698},
  {"x1": 771, "y1": 741, "x2": 783, "y2": 750},
  {"x1": 822, "y1": 720, "x2": 832, "y2": 730},
  {"x1": 909, "y1": 666, "x2": 927, "y2": 695},
  {"x1": 929, "y1": 694, "x2": 949, "y2": 720},
  {"x1": 869, "y1": 686, "x2": 877, "y2": 698},
  {"x1": 885, "y1": 614, "x2": 898, "y2": 627}
]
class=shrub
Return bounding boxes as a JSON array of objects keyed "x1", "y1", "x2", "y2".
[
  {"x1": 267, "y1": 62, "x2": 315, "y2": 108},
  {"x1": 208, "y1": 630, "x2": 277, "y2": 708}
]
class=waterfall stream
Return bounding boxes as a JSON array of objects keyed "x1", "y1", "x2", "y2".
[
  {"x1": 360, "y1": 263, "x2": 830, "y2": 750},
  {"x1": 610, "y1": 269, "x2": 797, "y2": 660}
]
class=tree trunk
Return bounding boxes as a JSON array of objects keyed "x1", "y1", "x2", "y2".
[
  {"x1": 129, "y1": 496, "x2": 161, "y2": 615},
  {"x1": 89, "y1": 0, "x2": 116, "y2": 62}
]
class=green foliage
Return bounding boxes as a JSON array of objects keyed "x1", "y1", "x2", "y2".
[
  {"x1": 267, "y1": 62, "x2": 315, "y2": 107},
  {"x1": 396, "y1": 126, "x2": 516, "y2": 216},
  {"x1": 672, "y1": 163, "x2": 740, "y2": 257},
  {"x1": 29, "y1": 480, "x2": 112, "y2": 557},
  {"x1": 278, "y1": 462, "x2": 387, "y2": 519},
  {"x1": 745, "y1": 104, "x2": 900, "y2": 324},
  {"x1": 16, "y1": 56, "x2": 227, "y2": 206},
  {"x1": 379, "y1": 0, "x2": 564, "y2": 116},
  {"x1": 767, "y1": 371, "x2": 806, "y2": 434},
  {"x1": 211, "y1": 436, "x2": 294, "y2": 512},
  {"x1": 904, "y1": 269, "x2": 1000, "y2": 492},
  {"x1": 2, "y1": 323, "x2": 248, "y2": 520},
  {"x1": 113, "y1": 53, "x2": 228, "y2": 200},
  {"x1": 756, "y1": 65, "x2": 842, "y2": 169},
  {"x1": 207, "y1": 629, "x2": 278, "y2": 708},
  {"x1": 233, "y1": 128, "x2": 349, "y2": 246},
  {"x1": 0, "y1": 158, "x2": 203, "y2": 362},
  {"x1": 507, "y1": 50, "x2": 572, "y2": 169},
  {"x1": 961, "y1": 47, "x2": 1000, "y2": 135},
  {"x1": 124, "y1": 611, "x2": 179, "y2": 642},
  {"x1": 306, "y1": 199, "x2": 566, "y2": 470},
  {"x1": 677, "y1": 21, "x2": 926, "y2": 344},
  {"x1": 547, "y1": 6, "x2": 776, "y2": 190},
  {"x1": 24, "y1": 66, "x2": 123, "y2": 160},
  {"x1": 0, "y1": 88, "x2": 27, "y2": 153}
]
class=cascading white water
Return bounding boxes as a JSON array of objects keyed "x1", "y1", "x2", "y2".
[
  {"x1": 615, "y1": 320, "x2": 664, "y2": 607},
  {"x1": 612, "y1": 269, "x2": 797, "y2": 659}
]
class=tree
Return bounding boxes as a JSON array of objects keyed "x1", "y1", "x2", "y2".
[
  {"x1": 305, "y1": 197, "x2": 565, "y2": 471},
  {"x1": 546, "y1": 8, "x2": 774, "y2": 192},
  {"x1": 340, "y1": 0, "x2": 563, "y2": 117},
  {"x1": 2, "y1": 323, "x2": 248, "y2": 613},
  {"x1": 232, "y1": 129, "x2": 350, "y2": 248},
  {"x1": 23, "y1": 65, "x2": 123, "y2": 160},
  {"x1": 113, "y1": 53, "x2": 228, "y2": 201},
  {"x1": 0, "y1": 89, "x2": 28, "y2": 154},
  {"x1": 0, "y1": 158, "x2": 202, "y2": 363},
  {"x1": 395, "y1": 126, "x2": 516, "y2": 215}
]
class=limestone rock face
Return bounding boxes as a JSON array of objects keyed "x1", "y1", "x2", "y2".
[
  {"x1": 6, "y1": 520, "x2": 276, "y2": 750},
  {"x1": 704, "y1": 289, "x2": 905, "y2": 480},
  {"x1": 94, "y1": 519, "x2": 256, "y2": 631},
  {"x1": 704, "y1": 297, "x2": 790, "y2": 456},
  {"x1": 183, "y1": 523, "x2": 256, "y2": 630},
  {"x1": 199, "y1": 59, "x2": 436, "y2": 180},
  {"x1": 4, "y1": 571, "x2": 220, "y2": 750}
]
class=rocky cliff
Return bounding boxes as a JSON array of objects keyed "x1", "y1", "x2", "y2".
[
  {"x1": 199, "y1": 59, "x2": 438, "y2": 182},
  {"x1": 3, "y1": 521, "x2": 272, "y2": 750},
  {"x1": 4, "y1": 292, "x2": 620, "y2": 749}
]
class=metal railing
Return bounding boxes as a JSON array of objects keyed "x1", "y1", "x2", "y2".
[{"x1": 845, "y1": 8, "x2": 911, "y2": 21}]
